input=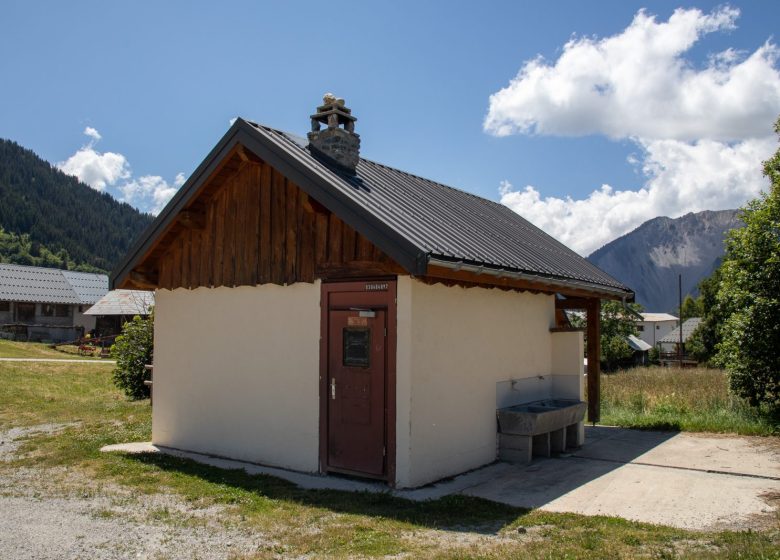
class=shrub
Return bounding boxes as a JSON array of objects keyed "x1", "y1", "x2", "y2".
[{"x1": 111, "y1": 314, "x2": 153, "y2": 399}]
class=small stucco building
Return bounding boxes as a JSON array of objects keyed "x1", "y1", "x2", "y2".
[
  {"x1": 637, "y1": 312, "x2": 679, "y2": 347},
  {"x1": 84, "y1": 289, "x2": 154, "y2": 336},
  {"x1": 0, "y1": 263, "x2": 108, "y2": 342},
  {"x1": 113, "y1": 96, "x2": 633, "y2": 488}
]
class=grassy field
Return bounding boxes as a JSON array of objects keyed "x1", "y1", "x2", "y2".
[
  {"x1": 0, "y1": 356, "x2": 778, "y2": 558},
  {"x1": 0, "y1": 338, "x2": 103, "y2": 359},
  {"x1": 600, "y1": 366, "x2": 778, "y2": 436}
]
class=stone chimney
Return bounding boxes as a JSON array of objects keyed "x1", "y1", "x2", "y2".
[{"x1": 307, "y1": 93, "x2": 360, "y2": 173}]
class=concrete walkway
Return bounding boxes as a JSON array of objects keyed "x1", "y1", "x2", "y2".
[
  {"x1": 102, "y1": 426, "x2": 780, "y2": 531},
  {"x1": 0, "y1": 358, "x2": 114, "y2": 364}
]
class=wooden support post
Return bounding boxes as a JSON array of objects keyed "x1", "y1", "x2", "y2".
[{"x1": 586, "y1": 298, "x2": 601, "y2": 423}]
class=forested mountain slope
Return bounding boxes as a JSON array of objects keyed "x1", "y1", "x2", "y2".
[{"x1": 0, "y1": 139, "x2": 153, "y2": 272}]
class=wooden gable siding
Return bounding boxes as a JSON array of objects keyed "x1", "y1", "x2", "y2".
[{"x1": 152, "y1": 156, "x2": 401, "y2": 291}]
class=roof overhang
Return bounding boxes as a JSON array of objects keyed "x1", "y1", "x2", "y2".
[
  {"x1": 111, "y1": 119, "x2": 428, "y2": 289},
  {"x1": 111, "y1": 119, "x2": 634, "y2": 300}
]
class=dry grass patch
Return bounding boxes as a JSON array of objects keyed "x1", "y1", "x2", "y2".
[
  {"x1": 0, "y1": 338, "x2": 102, "y2": 360},
  {"x1": 600, "y1": 366, "x2": 778, "y2": 435}
]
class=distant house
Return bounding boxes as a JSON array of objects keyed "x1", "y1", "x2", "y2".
[
  {"x1": 637, "y1": 312, "x2": 679, "y2": 347},
  {"x1": 658, "y1": 318, "x2": 703, "y2": 366},
  {"x1": 626, "y1": 334, "x2": 652, "y2": 365},
  {"x1": 84, "y1": 289, "x2": 154, "y2": 336},
  {"x1": 0, "y1": 263, "x2": 108, "y2": 342},
  {"x1": 111, "y1": 96, "x2": 633, "y2": 488}
]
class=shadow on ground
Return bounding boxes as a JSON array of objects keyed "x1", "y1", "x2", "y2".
[
  {"x1": 125, "y1": 451, "x2": 528, "y2": 533},
  {"x1": 121, "y1": 427, "x2": 683, "y2": 532}
]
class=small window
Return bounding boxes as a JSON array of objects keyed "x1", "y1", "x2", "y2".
[
  {"x1": 41, "y1": 304, "x2": 71, "y2": 317},
  {"x1": 0, "y1": 301, "x2": 9, "y2": 312},
  {"x1": 343, "y1": 328, "x2": 370, "y2": 368},
  {"x1": 16, "y1": 303, "x2": 35, "y2": 323},
  {"x1": 637, "y1": 325, "x2": 644, "y2": 331},
  {"x1": 656, "y1": 325, "x2": 661, "y2": 329}
]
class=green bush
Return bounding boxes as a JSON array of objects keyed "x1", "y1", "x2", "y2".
[{"x1": 111, "y1": 314, "x2": 153, "y2": 399}]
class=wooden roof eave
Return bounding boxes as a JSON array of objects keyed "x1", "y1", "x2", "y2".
[{"x1": 111, "y1": 119, "x2": 428, "y2": 289}]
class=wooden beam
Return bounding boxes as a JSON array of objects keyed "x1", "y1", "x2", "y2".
[
  {"x1": 128, "y1": 270, "x2": 158, "y2": 290},
  {"x1": 179, "y1": 209, "x2": 207, "y2": 230},
  {"x1": 315, "y1": 260, "x2": 405, "y2": 279},
  {"x1": 586, "y1": 298, "x2": 601, "y2": 423},
  {"x1": 555, "y1": 297, "x2": 591, "y2": 310},
  {"x1": 425, "y1": 265, "x2": 621, "y2": 299}
]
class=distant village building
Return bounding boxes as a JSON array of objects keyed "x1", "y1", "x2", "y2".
[
  {"x1": 84, "y1": 289, "x2": 154, "y2": 336},
  {"x1": 637, "y1": 312, "x2": 679, "y2": 347},
  {"x1": 0, "y1": 263, "x2": 108, "y2": 342},
  {"x1": 112, "y1": 96, "x2": 633, "y2": 488},
  {"x1": 658, "y1": 318, "x2": 703, "y2": 366}
]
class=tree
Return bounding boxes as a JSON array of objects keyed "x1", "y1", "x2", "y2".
[
  {"x1": 572, "y1": 300, "x2": 642, "y2": 370},
  {"x1": 111, "y1": 314, "x2": 154, "y2": 400},
  {"x1": 687, "y1": 266, "x2": 724, "y2": 364},
  {"x1": 599, "y1": 300, "x2": 642, "y2": 370},
  {"x1": 715, "y1": 117, "x2": 780, "y2": 410},
  {"x1": 680, "y1": 294, "x2": 702, "y2": 321}
]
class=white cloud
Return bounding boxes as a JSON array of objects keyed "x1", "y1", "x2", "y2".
[
  {"x1": 57, "y1": 128, "x2": 130, "y2": 191},
  {"x1": 119, "y1": 175, "x2": 180, "y2": 215},
  {"x1": 486, "y1": 6, "x2": 780, "y2": 254},
  {"x1": 57, "y1": 127, "x2": 184, "y2": 214},
  {"x1": 83, "y1": 126, "x2": 101, "y2": 142},
  {"x1": 485, "y1": 7, "x2": 780, "y2": 141},
  {"x1": 499, "y1": 135, "x2": 775, "y2": 255}
]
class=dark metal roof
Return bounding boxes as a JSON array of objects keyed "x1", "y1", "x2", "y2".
[
  {"x1": 0, "y1": 264, "x2": 108, "y2": 305},
  {"x1": 112, "y1": 119, "x2": 632, "y2": 297}
]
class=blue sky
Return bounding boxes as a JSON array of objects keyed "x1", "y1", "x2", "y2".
[{"x1": 2, "y1": 1, "x2": 779, "y2": 254}]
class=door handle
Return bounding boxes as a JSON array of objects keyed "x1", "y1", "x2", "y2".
[{"x1": 331, "y1": 378, "x2": 336, "y2": 400}]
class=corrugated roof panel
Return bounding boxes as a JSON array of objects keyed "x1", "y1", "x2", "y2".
[
  {"x1": 658, "y1": 318, "x2": 703, "y2": 343},
  {"x1": 0, "y1": 264, "x2": 108, "y2": 304},
  {"x1": 62, "y1": 270, "x2": 110, "y2": 304},
  {"x1": 84, "y1": 289, "x2": 154, "y2": 316},
  {"x1": 258, "y1": 124, "x2": 629, "y2": 292}
]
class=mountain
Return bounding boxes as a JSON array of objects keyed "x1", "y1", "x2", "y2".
[
  {"x1": 587, "y1": 210, "x2": 741, "y2": 312},
  {"x1": 0, "y1": 139, "x2": 153, "y2": 272}
]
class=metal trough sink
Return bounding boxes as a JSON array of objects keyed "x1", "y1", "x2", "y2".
[
  {"x1": 497, "y1": 399, "x2": 587, "y2": 436},
  {"x1": 497, "y1": 399, "x2": 587, "y2": 464}
]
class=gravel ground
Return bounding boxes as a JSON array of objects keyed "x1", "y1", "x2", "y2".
[{"x1": 0, "y1": 425, "x2": 280, "y2": 560}]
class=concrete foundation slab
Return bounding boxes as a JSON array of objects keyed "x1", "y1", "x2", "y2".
[{"x1": 102, "y1": 426, "x2": 780, "y2": 531}]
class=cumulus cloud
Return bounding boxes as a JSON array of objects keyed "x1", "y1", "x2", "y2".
[
  {"x1": 83, "y1": 126, "x2": 101, "y2": 142},
  {"x1": 486, "y1": 6, "x2": 780, "y2": 254},
  {"x1": 119, "y1": 174, "x2": 181, "y2": 214},
  {"x1": 485, "y1": 7, "x2": 779, "y2": 141},
  {"x1": 57, "y1": 127, "x2": 184, "y2": 215},
  {"x1": 57, "y1": 128, "x2": 130, "y2": 191},
  {"x1": 500, "y1": 136, "x2": 775, "y2": 255}
]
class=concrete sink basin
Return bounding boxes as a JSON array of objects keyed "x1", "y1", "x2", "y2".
[{"x1": 497, "y1": 399, "x2": 587, "y2": 436}]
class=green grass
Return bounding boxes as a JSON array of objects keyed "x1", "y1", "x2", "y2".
[
  {"x1": 600, "y1": 366, "x2": 778, "y2": 435},
  {"x1": 0, "y1": 338, "x2": 103, "y2": 360},
  {"x1": 1, "y1": 361, "x2": 779, "y2": 559}
]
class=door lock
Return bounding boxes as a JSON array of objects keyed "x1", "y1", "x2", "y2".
[{"x1": 330, "y1": 378, "x2": 336, "y2": 400}]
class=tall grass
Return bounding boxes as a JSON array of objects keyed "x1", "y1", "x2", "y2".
[{"x1": 599, "y1": 366, "x2": 778, "y2": 435}]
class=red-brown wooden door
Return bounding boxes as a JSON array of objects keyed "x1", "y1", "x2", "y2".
[{"x1": 327, "y1": 308, "x2": 386, "y2": 476}]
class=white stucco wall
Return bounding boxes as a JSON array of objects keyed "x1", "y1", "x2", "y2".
[
  {"x1": 395, "y1": 277, "x2": 581, "y2": 488},
  {"x1": 638, "y1": 319, "x2": 678, "y2": 347},
  {"x1": 74, "y1": 305, "x2": 96, "y2": 332},
  {"x1": 152, "y1": 282, "x2": 321, "y2": 472}
]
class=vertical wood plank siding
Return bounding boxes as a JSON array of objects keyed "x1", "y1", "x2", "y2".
[{"x1": 156, "y1": 160, "x2": 397, "y2": 290}]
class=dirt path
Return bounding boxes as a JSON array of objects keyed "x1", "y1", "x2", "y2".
[{"x1": 0, "y1": 425, "x2": 276, "y2": 560}]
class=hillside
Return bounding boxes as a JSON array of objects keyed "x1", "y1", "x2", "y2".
[
  {"x1": 0, "y1": 139, "x2": 153, "y2": 272},
  {"x1": 587, "y1": 209, "x2": 741, "y2": 312}
]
